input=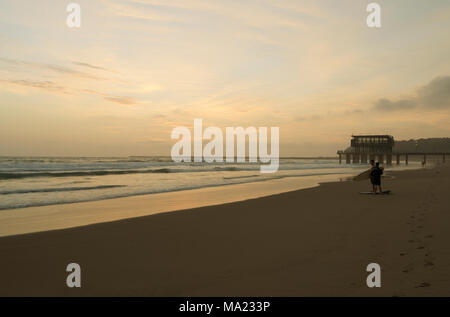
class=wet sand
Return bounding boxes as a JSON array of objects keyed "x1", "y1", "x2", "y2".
[
  {"x1": 0, "y1": 164, "x2": 449, "y2": 296},
  {"x1": 0, "y1": 173, "x2": 350, "y2": 237}
]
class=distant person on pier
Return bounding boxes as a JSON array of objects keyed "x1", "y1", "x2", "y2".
[{"x1": 370, "y1": 162, "x2": 383, "y2": 193}]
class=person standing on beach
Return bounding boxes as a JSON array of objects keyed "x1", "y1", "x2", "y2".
[
  {"x1": 370, "y1": 162, "x2": 383, "y2": 193},
  {"x1": 369, "y1": 160, "x2": 376, "y2": 193}
]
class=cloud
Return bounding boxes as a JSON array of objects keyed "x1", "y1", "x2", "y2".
[
  {"x1": 0, "y1": 78, "x2": 137, "y2": 105},
  {"x1": 102, "y1": 0, "x2": 315, "y2": 31},
  {"x1": 372, "y1": 76, "x2": 450, "y2": 111},
  {"x1": 72, "y1": 61, "x2": 109, "y2": 71},
  {"x1": 295, "y1": 114, "x2": 322, "y2": 121},
  {"x1": 373, "y1": 98, "x2": 417, "y2": 111},
  {"x1": 1, "y1": 57, "x2": 141, "y2": 105},
  {"x1": 418, "y1": 76, "x2": 450, "y2": 109},
  {"x1": 82, "y1": 89, "x2": 138, "y2": 105},
  {"x1": 0, "y1": 79, "x2": 69, "y2": 94},
  {"x1": 104, "y1": 96, "x2": 137, "y2": 105},
  {"x1": 152, "y1": 114, "x2": 166, "y2": 119},
  {"x1": 0, "y1": 57, "x2": 101, "y2": 80}
]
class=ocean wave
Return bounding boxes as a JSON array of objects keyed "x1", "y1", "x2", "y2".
[
  {"x1": 223, "y1": 174, "x2": 260, "y2": 180},
  {"x1": 0, "y1": 185, "x2": 126, "y2": 195},
  {"x1": 0, "y1": 166, "x2": 260, "y2": 179},
  {"x1": 0, "y1": 156, "x2": 176, "y2": 164},
  {"x1": 0, "y1": 163, "x2": 353, "y2": 179},
  {"x1": 0, "y1": 169, "x2": 174, "y2": 179}
]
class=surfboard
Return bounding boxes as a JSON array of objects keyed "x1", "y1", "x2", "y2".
[
  {"x1": 353, "y1": 167, "x2": 384, "y2": 181},
  {"x1": 353, "y1": 168, "x2": 371, "y2": 181},
  {"x1": 359, "y1": 190, "x2": 391, "y2": 195}
]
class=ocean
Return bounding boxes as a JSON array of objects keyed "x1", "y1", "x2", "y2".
[{"x1": 0, "y1": 156, "x2": 420, "y2": 210}]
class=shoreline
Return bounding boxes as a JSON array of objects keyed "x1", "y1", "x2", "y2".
[{"x1": 0, "y1": 172, "x2": 353, "y2": 237}]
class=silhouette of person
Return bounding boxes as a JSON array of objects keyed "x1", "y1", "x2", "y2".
[
  {"x1": 370, "y1": 162, "x2": 383, "y2": 193},
  {"x1": 369, "y1": 160, "x2": 376, "y2": 193}
]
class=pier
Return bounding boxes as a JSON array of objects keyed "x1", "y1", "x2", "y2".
[{"x1": 337, "y1": 135, "x2": 449, "y2": 165}]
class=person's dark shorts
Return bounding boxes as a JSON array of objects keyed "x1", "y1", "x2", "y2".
[{"x1": 371, "y1": 177, "x2": 381, "y2": 185}]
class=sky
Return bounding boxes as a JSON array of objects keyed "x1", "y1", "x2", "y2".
[{"x1": 1, "y1": 0, "x2": 450, "y2": 156}]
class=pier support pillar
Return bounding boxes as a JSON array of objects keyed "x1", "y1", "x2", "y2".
[
  {"x1": 346, "y1": 154, "x2": 351, "y2": 164},
  {"x1": 396, "y1": 154, "x2": 400, "y2": 165},
  {"x1": 423, "y1": 154, "x2": 427, "y2": 165},
  {"x1": 386, "y1": 154, "x2": 392, "y2": 165},
  {"x1": 352, "y1": 154, "x2": 360, "y2": 164},
  {"x1": 378, "y1": 154, "x2": 384, "y2": 164},
  {"x1": 339, "y1": 153, "x2": 342, "y2": 164},
  {"x1": 405, "y1": 154, "x2": 409, "y2": 165},
  {"x1": 361, "y1": 154, "x2": 368, "y2": 164}
]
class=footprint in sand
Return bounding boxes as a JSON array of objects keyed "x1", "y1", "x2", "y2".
[
  {"x1": 425, "y1": 235, "x2": 434, "y2": 238},
  {"x1": 416, "y1": 282, "x2": 431, "y2": 288},
  {"x1": 424, "y1": 261, "x2": 434, "y2": 267},
  {"x1": 417, "y1": 246, "x2": 425, "y2": 250},
  {"x1": 402, "y1": 264, "x2": 414, "y2": 273}
]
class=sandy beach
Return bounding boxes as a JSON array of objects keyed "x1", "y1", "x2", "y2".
[{"x1": 0, "y1": 164, "x2": 449, "y2": 296}]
